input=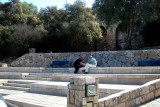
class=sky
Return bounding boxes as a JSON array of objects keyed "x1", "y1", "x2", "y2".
[{"x1": 1, "y1": 0, "x2": 95, "y2": 10}]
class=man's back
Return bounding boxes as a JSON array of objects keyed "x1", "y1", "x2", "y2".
[
  {"x1": 74, "y1": 58, "x2": 81, "y2": 66},
  {"x1": 91, "y1": 58, "x2": 97, "y2": 65}
]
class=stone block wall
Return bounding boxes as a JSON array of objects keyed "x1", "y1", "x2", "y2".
[
  {"x1": 67, "y1": 76, "x2": 99, "y2": 107},
  {"x1": 10, "y1": 49, "x2": 160, "y2": 67},
  {"x1": 98, "y1": 79, "x2": 160, "y2": 107}
]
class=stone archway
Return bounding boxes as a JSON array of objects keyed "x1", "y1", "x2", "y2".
[
  {"x1": 95, "y1": 25, "x2": 108, "y2": 51},
  {"x1": 116, "y1": 25, "x2": 128, "y2": 50},
  {"x1": 106, "y1": 23, "x2": 119, "y2": 50},
  {"x1": 97, "y1": 22, "x2": 121, "y2": 51}
]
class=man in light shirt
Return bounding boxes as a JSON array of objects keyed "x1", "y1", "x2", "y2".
[{"x1": 83, "y1": 56, "x2": 97, "y2": 74}]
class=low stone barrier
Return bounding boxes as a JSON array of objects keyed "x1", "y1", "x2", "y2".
[
  {"x1": 98, "y1": 79, "x2": 160, "y2": 107},
  {"x1": 67, "y1": 76, "x2": 99, "y2": 107},
  {"x1": 67, "y1": 77, "x2": 160, "y2": 107}
]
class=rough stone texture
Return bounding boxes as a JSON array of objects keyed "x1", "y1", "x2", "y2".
[
  {"x1": 67, "y1": 77, "x2": 98, "y2": 107},
  {"x1": 0, "y1": 63, "x2": 8, "y2": 67},
  {"x1": 98, "y1": 79, "x2": 160, "y2": 107},
  {"x1": 10, "y1": 49, "x2": 160, "y2": 67}
]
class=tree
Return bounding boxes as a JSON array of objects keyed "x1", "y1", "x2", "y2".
[
  {"x1": 22, "y1": 1, "x2": 38, "y2": 15},
  {"x1": 9, "y1": 24, "x2": 43, "y2": 56},
  {"x1": 142, "y1": 19, "x2": 160, "y2": 46},
  {"x1": 39, "y1": 0, "x2": 102, "y2": 52},
  {"x1": 93, "y1": 0, "x2": 160, "y2": 49},
  {"x1": 67, "y1": 1, "x2": 102, "y2": 51},
  {"x1": 10, "y1": 0, "x2": 23, "y2": 14},
  {"x1": 0, "y1": 25, "x2": 13, "y2": 57},
  {"x1": 0, "y1": 0, "x2": 45, "y2": 57}
]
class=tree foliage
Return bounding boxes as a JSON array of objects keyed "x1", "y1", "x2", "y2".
[
  {"x1": 22, "y1": 1, "x2": 38, "y2": 15},
  {"x1": 39, "y1": 0, "x2": 102, "y2": 52},
  {"x1": 0, "y1": 0, "x2": 44, "y2": 58},
  {"x1": 93, "y1": 0, "x2": 160, "y2": 26},
  {"x1": 0, "y1": 0, "x2": 102, "y2": 58},
  {"x1": 142, "y1": 19, "x2": 160, "y2": 46},
  {"x1": 10, "y1": 24, "x2": 43, "y2": 56},
  {"x1": 93, "y1": 0, "x2": 160, "y2": 49}
]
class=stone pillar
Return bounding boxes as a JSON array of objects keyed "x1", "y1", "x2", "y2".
[
  {"x1": 106, "y1": 23, "x2": 119, "y2": 50},
  {"x1": 67, "y1": 76, "x2": 99, "y2": 107}
]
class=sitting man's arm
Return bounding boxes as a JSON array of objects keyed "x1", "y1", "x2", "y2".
[{"x1": 80, "y1": 62, "x2": 86, "y2": 66}]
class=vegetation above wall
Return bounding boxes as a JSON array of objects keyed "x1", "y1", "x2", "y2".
[
  {"x1": 0, "y1": 0, "x2": 160, "y2": 60},
  {"x1": 0, "y1": 0, "x2": 102, "y2": 59}
]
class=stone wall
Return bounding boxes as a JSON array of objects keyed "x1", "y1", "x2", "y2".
[
  {"x1": 67, "y1": 77, "x2": 99, "y2": 107},
  {"x1": 98, "y1": 79, "x2": 160, "y2": 106},
  {"x1": 10, "y1": 49, "x2": 160, "y2": 67}
]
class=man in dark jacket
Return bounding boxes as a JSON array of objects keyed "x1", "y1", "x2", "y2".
[{"x1": 74, "y1": 56, "x2": 85, "y2": 74}]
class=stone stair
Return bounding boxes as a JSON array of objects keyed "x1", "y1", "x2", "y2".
[
  {"x1": 0, "y1": 66, "x2": 160, "y2": 107},
  {"x1": 4, "y1": 91, "x2": 67, "y2": 107},
  {"x1": 0, "y1": 80, "x2": 34, "y2": 92},
  {"x1": 22, "y1": 73, "x2": 53, "y2": 81},
  {"x1": 0, "y1": 67, "x2": 160, "y2": 74}
]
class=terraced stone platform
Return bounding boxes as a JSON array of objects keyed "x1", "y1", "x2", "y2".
[
  {"x1": 4, "y1": 91, "x2": 67, "y2": 107},
  {"x1": 0, "y1": 67, "x2": 160, "y2": 107}
]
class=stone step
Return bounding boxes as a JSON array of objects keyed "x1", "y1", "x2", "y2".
[
  {"x1": 0, "y1": 89, "x2": 25, "y2": 96},
  {"x1": 88, "y1": 67, "x2": 160, "y2": 74},
  {"x1": 1, "y1": 67, "x2": 160, "y2": 74},
  {"x1": 4, "y1": 92, "x2": 67, "y2": 107},
  {"x1": 8, "y1": 80, "x2": 36, "y2": 84},
  {"x1": 29, "y1": 80, "x2": 140, "y2": 98},
  {"x1": 44, "y1": 67, "x2": 160, "y2": 74},
  {"x1": 2, "y1": 80, "x2": 139, "y2": 97},
  {"x1": 19, "y1": 73, "x2": 160, "y2": 85},
  {"x1": 27, "y1": 73, "x2": 54, "y2": 75},
  {"x1": 50, "y1": 73, "x2": 160, "y2": 85},
  {"x1": 26, "y1": 74, "x2": 53, "y2": 78},
  {"x1": 0, "y1": 85, "x2": 30, "y2": 91},
  {"x1": 3, "y1": 83, "x2": 30, "y2": 88},
  {"x1": 2, "y1": 79, "x2": 136, "y2": 98},
  {"x1": 2, "y1": 73, "x2": 160, "y2": 85},
  {"x1": 22, "y1": 76, "x2": 53, "y2": 81},
  {"x1": 0, "y1": 79, "x2": 140, "y2": 106}
]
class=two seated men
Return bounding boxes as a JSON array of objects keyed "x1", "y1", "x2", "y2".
[{"x1": 73, "y1": 56, "x2": 97, "y2": 74}]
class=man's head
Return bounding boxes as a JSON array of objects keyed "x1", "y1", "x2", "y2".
[{"x1": 80, "y1": 56, "x2": 84, "y2": 60}]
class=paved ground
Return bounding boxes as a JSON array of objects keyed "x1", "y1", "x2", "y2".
[
  {"x1": 139, "y1": 97, "x2": 160, "y2": 107},
  {"x1": 99, "y1": 84, "x2": 139, "y2": 90},
  {"x1": 0, "y1": 79, "x2": 141, "y2": 107},
  {"x1": 3, "y1": 89, "x2": 67, "y2": 107}
]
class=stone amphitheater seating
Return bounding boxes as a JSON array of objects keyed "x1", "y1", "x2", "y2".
[{"x1": 0, "y1": 67, "x2": 160, "y2": 106}]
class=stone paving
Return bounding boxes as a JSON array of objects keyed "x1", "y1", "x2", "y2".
[
  {"x1": 4, "y1": 91, "x2": 67, "y2": 107},
  {"x1": 139, "y1": 97, "x2": 160, "y2": 107},
  {"x1": 0, "y1": 66, "x2": 160, "y2": 106}
]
